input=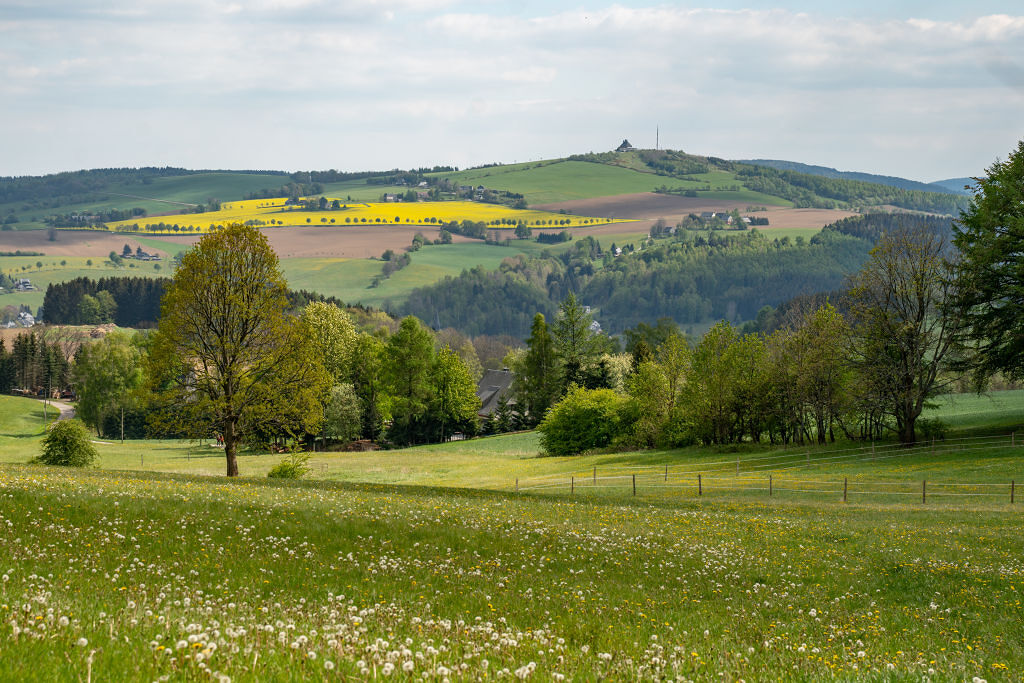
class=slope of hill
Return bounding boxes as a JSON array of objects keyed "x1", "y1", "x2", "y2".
[
  {"x1": 0, "y1": 170, "x2": 294, "y2": 229},
  {"x1": 930, "y1": 177, "x2": 975, "y2": 194},
  {"x1": 735, "y1": 158, "x2": 961, "y2": 193}
]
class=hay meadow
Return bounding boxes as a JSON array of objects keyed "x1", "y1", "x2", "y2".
[{"x1": 1, "y1": 392, "x2": 1022, "y2": 681}]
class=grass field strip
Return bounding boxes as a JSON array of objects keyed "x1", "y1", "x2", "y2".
[
  {"x1": 2, "y1": 464, "x2": 1021, "y2": 680},
  {"x1": 512, "y1": 433, "x2": 1022, "y2": 504}
]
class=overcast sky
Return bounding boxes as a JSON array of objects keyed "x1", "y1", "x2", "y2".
[{"x1": 2, "y1": 1, "x2": 1023, "y2": 181}]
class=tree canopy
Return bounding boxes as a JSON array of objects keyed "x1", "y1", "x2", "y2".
[
  {"x1": 952, "y1": 140, "x2": 1024, "y2": 381},
  {"x1": 148, "y1": 223, "x2": 330, "y2": 476}
]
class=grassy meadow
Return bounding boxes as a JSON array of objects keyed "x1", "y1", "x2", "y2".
[
  {"x1": 428, "y1": 161, "x2": 791, "y2": 207},
  {"x1": 1, "y1": 173, "x2": 292, "y2": 230},
  {"x1": 0, "y1": 255, "x2": 166, "y2": 311},
  {"x1": 1, "y1": 390, "x2": 1023, "y2": 680}
]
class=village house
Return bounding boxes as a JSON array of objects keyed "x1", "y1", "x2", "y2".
[{"x1": 476, "y1": 368, "x2": 515, "y2": 418}]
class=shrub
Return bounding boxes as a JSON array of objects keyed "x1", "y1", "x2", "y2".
[
  {"x1": 34, "y1": 420, "x2": 98, "y2": 467},
  {"x1": 918, "y1": 417, "x2": 947, "y2": 441},
  {"x1": 267, "y1": 451, "x2": 310, "y2": 479},
  {"x1": 538, "y1": 386, "x2": 631, "y2": 456}
]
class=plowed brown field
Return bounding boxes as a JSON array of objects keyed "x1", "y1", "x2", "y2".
[{"x1": 535, "y1": 193, "x2": 856, "y2": 229}]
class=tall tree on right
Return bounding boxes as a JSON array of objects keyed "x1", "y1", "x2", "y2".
[
  {"x1": 951, "y1": 140, "x2": 1024, "y2": 382},
  {"x1": 847, "y1": 224, "x2": 962, "y2": 444}
]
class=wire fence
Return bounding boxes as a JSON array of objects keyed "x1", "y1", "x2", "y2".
[{"x1": 509, "y1": 432, "x2": 1024, "y2": 506}]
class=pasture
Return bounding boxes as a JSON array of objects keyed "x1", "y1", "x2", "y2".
[
  {"x1": 428, "y1": 161, "x2": 790, "y2": 207},
  {"x1": 0, "y1": 389, "x2": 1022, "y2": 680},
  {"x1": 0, "y1": 255, "x2": 166, "y2": 311},
  {"x1": 0, "y1": 172, "x2": 291, "y2": 230}
]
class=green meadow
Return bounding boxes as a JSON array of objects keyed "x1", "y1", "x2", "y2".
[
  {"x1": 1, "y1": 390, "x2": 1022, "y2": 680},
  {"x1": 280, "y1": 240, "x2": 568, "y2": 308},
  {"x1": 428, "y1": 161, "x2": 792, "y2": 207},
  {"x1": 431, "y1": 161, "x2": 668, "y2": 204},
  {"x1": 1, "y1": 172, "x2": 291, "y2": 229},
  {"x1": 0, "y1": 256, "x2": 166, "y2": 311}
]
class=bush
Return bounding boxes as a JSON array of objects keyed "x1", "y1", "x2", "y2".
[
  {"x1": 918, "y1": 417, "x2": 947, "y2": 441},
  {"x1": 34, "y1": 420, "x2": 98, "y2": 467},
  {"x1": 267, "y1": 451, "x2": 310, "y2": 479},
  {"x1": 538, "y1": 386, "x2": 631, "y2": 456}
]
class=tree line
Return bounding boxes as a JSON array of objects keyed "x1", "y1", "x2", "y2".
[
  {"x1": 402, "y1": 217, "x2": 927, "y2": 337},
  {"x1": 515, "y1": 224, "x2": 958, "y2": 453},
  {"x1": 57, "y1": 226, "x2": 483, "y2": 476},
  {"x1": 0, "y1": 331, "x2": 72, "y2": 396},
  {"x1": 43, "y1": 277, "x2": 168, "y2": 327}
]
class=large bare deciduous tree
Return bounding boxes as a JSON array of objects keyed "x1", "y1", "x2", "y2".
[{"x1": 847, "y1": 225, "x2": 962, "y2": 444}]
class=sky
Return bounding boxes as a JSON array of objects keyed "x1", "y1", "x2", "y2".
[{"x1": 2, "y1": 1, "x2": 1023, "y2": 182}]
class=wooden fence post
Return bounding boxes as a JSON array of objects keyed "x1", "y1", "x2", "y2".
[
  {"x1": 843, "y1": 477, "x2": 847, "y2": 504},
  {"x1": 1013, "y1": 432, "x2": 1016, "y2": 447},
  {"x1": 1011, "y1": 480, "x2": 1015, "y2": 504},
  {"x1": 736, "y1": 458, "x2": 740, "y2": 475},
  {"x1": 769, "y1": 475, "x2": 772, "y2": 497},
  {"x1": 698, "y1": 474, "x2": 702, "y2": 496},
  {"x1": 871, "y1": 442, "x2": 875, "y2": 460},
  {"x1": 515, "y1": 478, "x2": 518, "y2": 493},
  {"x1": 571, "y1": 476, "x2": 574, "y2": 494},
  {"x1": 665, "y1": 465, "x2": 668, "y2": 482},
  {"x1": 632, "y1": 474, "x2": 636, "y2": 496},
  {"x1": 922, "y1": 479, "x2": 926, "y2": 504},
  {"x1": 593, "y1": 466, "x2": 596, "y2": 485}
]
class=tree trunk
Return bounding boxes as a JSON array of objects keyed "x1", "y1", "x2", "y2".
[
  {"x1": 900, "y1": 417, "x2": 917, "y2": 445},
  {"x1": 224, "y1": 420, "x2": 239, "y2": 477}
]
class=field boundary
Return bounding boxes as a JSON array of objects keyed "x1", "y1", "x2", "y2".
[{"x1": 510, "y1": 432, "x2": 1024, "y2": 505}]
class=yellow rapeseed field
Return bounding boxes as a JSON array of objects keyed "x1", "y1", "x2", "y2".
[{"x1": 79, "y1": 198, "x2": 626, "y2": 234}]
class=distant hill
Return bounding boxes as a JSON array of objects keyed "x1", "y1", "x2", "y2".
[
  {"x1": 736, "y1": 159, "x2": 972, "y2": 195},
  {"x1": 1, "y1": 149, "x2": 972, "y2": 231},
  {"x1": 929, "y1": 177, "x2": 975, "y2": 195}
]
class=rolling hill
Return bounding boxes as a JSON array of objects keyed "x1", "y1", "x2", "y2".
[{"x1": 735, "y1": 158, "x2": 972, "y2": 194}]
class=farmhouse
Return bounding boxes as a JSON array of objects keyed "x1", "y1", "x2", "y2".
[
  {"x1": 476, "y1": 368, "x2": 514, "y2": 418},
  {"x1": 14, "y1": 278, "x2": 33, "y2": 291},
  {"x1": 615, "y1": 139, "x2": 635, "y2": 152}
]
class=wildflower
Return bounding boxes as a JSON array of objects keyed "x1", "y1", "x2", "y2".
[
  {"x1": 76, "y1": 638, "x2": 88, "y2": 648},
  {"x1": 324, "y1": 661, "x2": 335, "y2": 671}
]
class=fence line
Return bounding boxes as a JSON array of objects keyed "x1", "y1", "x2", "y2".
[
  {"x1": 515, "y1": 474, "x2": 1020, "y2": 504},
  {"x1": 516, "y1": 432, "x2": 1022, "y2": 487},
  {"x1": 510, "y1": 431, "x2": 1022, "y2": 505}
]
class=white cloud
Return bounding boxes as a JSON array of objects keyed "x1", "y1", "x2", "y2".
[{"x1": 0, "y1": 4, "x2": 1022, "y2": 178}]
